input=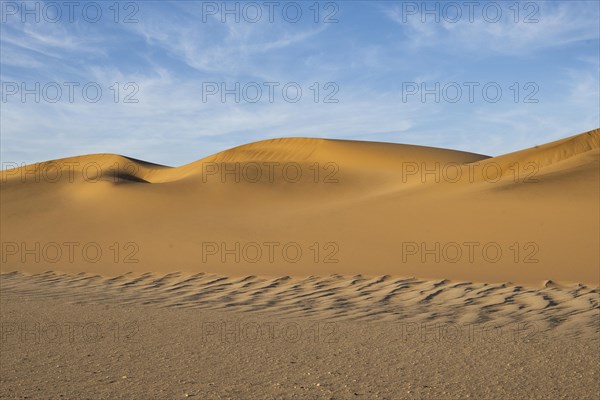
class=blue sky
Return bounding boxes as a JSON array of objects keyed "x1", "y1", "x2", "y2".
[{"x1": 1, "y1": 0, "x2": 599, "y2": 166}]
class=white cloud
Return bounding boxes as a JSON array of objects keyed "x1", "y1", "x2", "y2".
[{"x1": 385, "y1": 1, "x2": 599, "y2": 55}]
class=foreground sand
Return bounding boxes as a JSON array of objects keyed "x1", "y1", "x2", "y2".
[{"x1": 1, "y1": 272, "x2": 599, "y2": 399}]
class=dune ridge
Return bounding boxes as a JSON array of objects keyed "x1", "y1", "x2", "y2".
[
  {"x1": 1, "y1": 137, "x2": 490, "y2": 185},
  {"x1": 2, "y1": 130, "x2": 598, "y2": 185}
]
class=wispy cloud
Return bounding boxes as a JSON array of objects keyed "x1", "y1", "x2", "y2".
[
  {"x1": 385, "y1": 1, "x2": 599, "y2": 55},
  {"x1": 128, "y1": 6, "x2": 328, "y2": 78}
]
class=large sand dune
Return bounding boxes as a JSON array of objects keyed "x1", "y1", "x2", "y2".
[{"x1": 1, "y1": 129, "x2": 599, "y2": 284}]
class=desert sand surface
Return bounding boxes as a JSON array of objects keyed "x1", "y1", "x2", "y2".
[
  {"x1": 1, "y1": 130, "x2": 599, "y2": 399},
  {"x1": 1, "y1": 129, "x2": 599, "y2": 284},
  {"x1": 1, "y1": 272, "x2": 599, "y2": 399}
]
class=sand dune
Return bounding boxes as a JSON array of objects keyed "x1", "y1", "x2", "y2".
[{"x1": 1, "y1": 129, "x2": 599, "y2": 283}]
